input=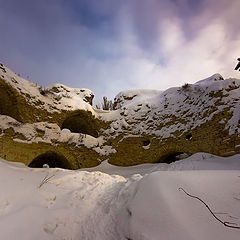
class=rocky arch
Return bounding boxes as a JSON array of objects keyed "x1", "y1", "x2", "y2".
[
  {"x1": 61, "y1": 110, "x2": 99, "y2": 138},
  {"x1": 28, "y1": 151, "x2": 73, "y2": 169},
  {"x1": 0, "y1": 79, "x2": 21, "y2": 121}
]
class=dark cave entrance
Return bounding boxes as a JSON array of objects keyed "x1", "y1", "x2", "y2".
[
  {"x1": 28, "y1": 151, "x2": 72, "y2": 169},
  {"x1": 61, "y1": 110, "x2": 99, "y2": 138},
  {"x1": 159, "y1": 152, "x2": 189, "y2": 164},
  {"x1": 185, "y1": 133, "x2": 192, "y2": 140}
]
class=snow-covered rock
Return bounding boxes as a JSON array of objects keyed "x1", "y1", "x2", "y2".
[{"x1": 0, "y1": 62, "x2": 240, "y2": 168}]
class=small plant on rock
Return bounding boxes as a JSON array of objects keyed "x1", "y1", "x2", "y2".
[
  {"x1": 95, "y1": 96, "x2": 113, "y2": 110},
  {"x1": 182, "y1": 83, "x2": 191, "y2": 91}
]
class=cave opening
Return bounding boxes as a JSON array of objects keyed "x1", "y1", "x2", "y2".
[
  {"x1": 61, "y1": 110, "x2": 99, "y2": 138},
  {"x1": 142, "y1": 139, "x2": 150, "y2": 146},
  {"x1": 186, "y1": 134, "x2": 192, "y2": 140},
  {"x1": 159, "y1": 152, "x2": 189, "y2": 164},
  {"x1": 28, "y1": 151, "x2": 72, "y2": 169}
]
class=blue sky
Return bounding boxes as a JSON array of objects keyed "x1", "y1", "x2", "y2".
[{"x1": 0, "y1": 0, "x2": 240, "y2": 104}]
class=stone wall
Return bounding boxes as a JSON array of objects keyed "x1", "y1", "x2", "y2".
[
  {"x1": 0, "y1": 68, "x2": 240, "y2": 169},
  {"x1": 0, "y1": 133, "x2": 104, "y2": 169},
  {"x1": 107, "y1": 111, "x2": 240, "y2": 166}
]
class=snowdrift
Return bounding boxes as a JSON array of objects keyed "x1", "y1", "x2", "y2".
[{"x1": 0, "y1": 153, "x2": 240, "y2": 240}]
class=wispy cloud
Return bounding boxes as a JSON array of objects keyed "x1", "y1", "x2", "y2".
[{"x1": 0, "y1": 0, "x2": 239, "y2": 102}]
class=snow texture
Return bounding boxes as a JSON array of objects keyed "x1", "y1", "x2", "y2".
[{"x1": 0, "y1": 153, "x2": 240, "y2": 240}]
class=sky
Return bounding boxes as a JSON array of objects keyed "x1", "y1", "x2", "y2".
[{"x1": 0, "y1": 0, "x2": 240, "y2": 104}]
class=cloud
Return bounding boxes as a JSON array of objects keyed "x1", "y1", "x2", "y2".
[
  {"x1": 0, "y1": 0, "x2": 240, "y2": 103},
  {"x1": 116, "y1": 0, "x2": 240, "y2": 87}
]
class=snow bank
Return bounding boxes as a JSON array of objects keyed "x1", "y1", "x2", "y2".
[
  {"x1": 1, "y1": 153, "x2": 240, "y2": 240},
  {"x1": 123, "y1": 171, "x2": 240, "y2": 240},
  {"x1": 83, "y1": 152, "x2": 240, "y2": 177},
  {"x1": 0, "y1": 158, "x2": 128, "y2": 240}
]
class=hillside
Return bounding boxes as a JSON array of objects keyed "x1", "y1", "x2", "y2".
[
  {"x1": 0, "y1": 62, "x2": 240, "y2": 168},
  {"x1": 0, "y1": 62, "x2": 240, "y2": 240}
]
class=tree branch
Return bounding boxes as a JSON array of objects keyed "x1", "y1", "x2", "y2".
[
  {"x1": 179, "y1": 187, "x2": 240, "y2": 229},
  {"x1": 38, "y1": 173, "x2": 55, "y2": 188}
]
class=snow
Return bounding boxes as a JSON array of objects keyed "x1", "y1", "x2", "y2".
[
  {"x1": 100, "y1": 73, "x2": 240, "y2": 140},
  {"x1": 83, "y1": 152, "x2": 240, "y2": 177},
  {"x1": 0, "y1": 64, "x2": 95, "y2": 114},
  {"x1": 61, "y1": 128, "x2": 71, "y2": 133},
  {"x1": 114, "y1": 89, "x2": 161, "y2": 109},
  {"x1": 1, "y1": 153, "x2": 240, "y2": 240},
  {"x1": 125, "y1": 171, "x2": 240, "y2": 240},
  {"x1": 195, "y1": 73, "x2": 224, "y2": 86}
]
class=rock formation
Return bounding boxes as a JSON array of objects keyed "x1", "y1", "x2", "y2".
[{"x1": 0, "y1": 62, "x2": 239, "y2": 169}]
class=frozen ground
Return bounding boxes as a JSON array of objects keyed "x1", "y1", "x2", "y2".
[{"x1": 0, "y1": 153, "x2": 240, "y2": 240}]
